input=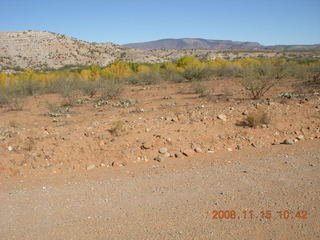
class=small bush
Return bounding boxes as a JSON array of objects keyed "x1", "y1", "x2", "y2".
[
  {"x1": 183, "y1": 66, "x2": 214, "y2": 81},
  {"x1": 246, "y1": 109, "x2": 270, "y2": 127},
  {"x1": 61, "y1": 91, "x2": 78, "y2": 107},
  {"x1": 108, "y1": 120, "x2": 126, "y2": 136},
  {"x1": 127, "y1": 71, "x2": 162, "y2": 85},
  {"x1": 190, "y1": 81, "x2": 208, "y2": 96},
  {"x1": 17, "y1": 79, "x2": 41, "y2": 96},
  {"x1": 99, "y1": 80, "x2": 124, "y2": 100},
  {"x1": 7, "y1": 97, "x2": 24, "y2": 111},
  {"x1": 162, "y1": 70, "x2": 185, "y2": 83},
  {"x1": 0, "y1": 91, "x2": 10, "y2": 106},
  {"x1": 303, "y1": 63, "x2": 320, "y2": 90},
  {"x1": 79, "y1": 81, "x2": 98, "y2": 98},
  {"x1": 240, "y1": 62, "x2": 286, "y2": 99}
]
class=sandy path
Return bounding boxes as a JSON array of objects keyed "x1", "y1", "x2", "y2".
[{"x1": 1, "y1": 141, "x2": 319, "y2": 240}]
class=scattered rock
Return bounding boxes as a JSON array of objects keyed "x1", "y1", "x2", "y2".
[
  {"x1": 251, "y1": 143, "x2": 260, "y2": 148},
  {"x1": 296, "y1": 135, "x2": 305, "y2": 141},
  {"x1": 218, "y1": 135, "x2": 226, "y2": 140},
  {"x1": 182, "y1": 149, "x2": 194, "y2": 157},
  {"x1": 8, "y1": 146, "x2": 13, "y2": 151},
  {"x1": 194, "y1": 147, "x2": 202, "y2": 153},
  {"x1": 282, "y1": 139, "x2": 294, "y2": 145},
  {"x1": 226, "y1": 147, "x2": 233, "y2": 152},
  {"x1": 141, "y1": 142, "x2": 152, "y2": 149},
  {"x1": 217, "y1": 114, "x2": 227, "y2": 122},
  {"x1": 86, "y1": 164, "x2": 95, "y2": 171},
  {"x1": 242, "y1": 111, "x2": 248, "y2": 116},
  {"x1": 207, "y1": 148, "x2": 214, "y2": 153},
  {"x1": 236, "y1": 144, "x2": 243, "y2": 150},
  {"x1": 159, "y1": 147, "x2": 168, "y2": 154},
  {"x1": 154, "y1": 155, "x2": 165, "y2": 162},
  {"x1": 111, "y1": 161, "x2": 120, "y2": 167},
  {"x1": 175, "y1": 152, "x2": 183, "y2": 158}
]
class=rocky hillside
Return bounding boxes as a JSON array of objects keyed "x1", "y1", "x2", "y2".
[
  {"x1": 1, "y1": 31, "x2": 319, "y2": 71},
  {"x1": 0, "y1": 31, "x2": 119, "y2": 69}
]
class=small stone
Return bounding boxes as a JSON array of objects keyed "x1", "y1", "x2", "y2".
[
  {"x1": 175, "y1": 152, "x2": 183, "y2": 158},
  {"x1": 159, "y1": 147, "x2": 168, "y2": 154},
  {"x1": 283, "y1": 139, "x2": 294, "y2": 145},
  {"x1": 112, "y1": 161, "x2": 120, "y2": 167},
  {"x1": 261, "y1": 124, "x2": 267, "y2": 128},
  {"x1": 194, "y1": 147, "x2": 202, "y2": 153},
  {"x1": 163, "y1": 152, "x2": 170, "y2": 158},
  {"x1": 182, "y1": 149, "x2": 194, "y2": 157},
  {"x1": 251, "y1": 143, "x2": 260, "y2": 148},
  {"x1": 218, "y1": 135, "x2": 226, "y2": 140},
  {"x1": 207, "y1": 148, "x2": 214, "y2": 153},
  {"x1": 217, "y1": 114, "x2": 227, "y2": 122},
  {"x1": 154, "y1": 155, "x2": 165, "y2": 162},
  {"x1": 86, "y1": 164, "x2": 96, "y2": 171},
  {"x1": 236, "y1": 144, "x2": 243, "y2": 150},
  {"x1": 8, "y1": 146, "x2": 13, "y2": 151},
  {"x1": 242, "y1": 111, "x2": 248, "y2": 116},
  {"x1": 226, "y1": 147, "x2": 233, "y2": 152},
  {"x1": 296, "y1": 135, "x2": 305, "y2": 141},
  {"x1": 142, "y1": 142, "x2": 152, "y2": 149}
]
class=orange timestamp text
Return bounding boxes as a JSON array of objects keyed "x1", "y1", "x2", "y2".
[{"x1": 211, "y1": 209, "x2": 308, "y2": 220}]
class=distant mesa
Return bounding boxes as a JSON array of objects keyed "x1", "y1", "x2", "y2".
[{"x1": 123, "y1": 38, "x2": 320, "y2": 51}]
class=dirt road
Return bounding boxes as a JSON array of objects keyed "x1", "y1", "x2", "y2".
[{"x1": 1, "y1": 141, "x2": 319, "y2": 240}]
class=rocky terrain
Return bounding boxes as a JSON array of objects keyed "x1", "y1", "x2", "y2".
[
  {"x1": 0, "y1": 78, "x2": 319, "y2": 179},
  {"x1": 1, "y1": 31, "x2": 319, "y2": 71}
]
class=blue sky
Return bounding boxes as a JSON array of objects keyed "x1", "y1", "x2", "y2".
[{"x1": 0, "y1": 0, "x2": 319, "y2": 45}]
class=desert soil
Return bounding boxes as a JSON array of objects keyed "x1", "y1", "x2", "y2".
[{"x1": 0, "y1": 78, "x2": 320, "y2": 239}]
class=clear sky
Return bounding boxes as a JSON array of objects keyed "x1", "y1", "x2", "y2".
[{"x1": 0, "y1": 0, "x2": 319, "y2": 45}]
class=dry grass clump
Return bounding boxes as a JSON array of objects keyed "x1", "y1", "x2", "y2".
[
  {"x1": 108, "y1": 120, "x2": 126, "y2": 136},
  {"x1": 99, "y1": 80, "x2": 124, "y2": 100},
  {"x1": 246, "y1": 108, "x2": 271, "y2": 127},
  {"x1": 190, "y1": 81, "x2": 209, "y2": 96}
]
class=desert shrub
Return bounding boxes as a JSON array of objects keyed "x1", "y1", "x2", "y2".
[
  {"x1": 190, "y1": 81, "x2": 208, "y2": 96},
  {"x1": 182, "y1": 66, "x2": 214, "y2": 81},
  {"x1": 303, "y1": 63, "x2": 320, "y2": 89},
  {"x1": 0, "y1": 90, "x2": 10, "y2": 106},
  {"x1": 78, "y1": 80, "x2": 98, "y2": 97},
  {"x1": 162, "y1": 69, "x2": 185, "y2": 83},
  {"x1": 246, "y1": 109, "x2": 270, "y2": 127},
  {"x1": 12, "y1": 79, "x2": 41, "y2": 96},
  {"x1": 108, "y1": 120, "x2": 126, "y2": 136},
  {"x1": 99, "y1": 80, "x2": 124, "y2": 100},
  {"x1": 7, "y1": 97, "x2": 25, "y2": 111},
  {"x1": 240, "y1": 62, "x2": 286, "y2": 99},
  {"x1": 214, "y1": 64, "x2": 242, "y2": 77},
  {"x1": 126, "y1": 71, "x2": 162, "y2": 85},
  {"x1": 61, "y1": 91, "x2": 78, "y2": 107}
]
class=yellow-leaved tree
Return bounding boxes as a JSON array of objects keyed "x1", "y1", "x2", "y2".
[{"x1": 107, "y1": 61, "x2": 132, "y2": 79}]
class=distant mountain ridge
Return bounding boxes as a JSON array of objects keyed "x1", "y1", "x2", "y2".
[{"x1": 123, "y1": 38, "x2": 320, "y2": 50}]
